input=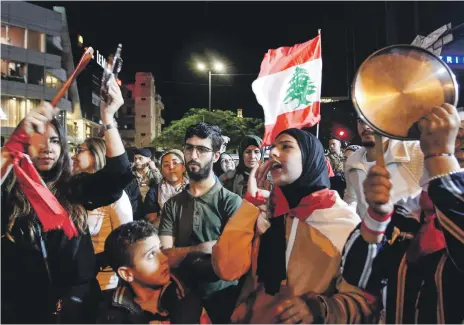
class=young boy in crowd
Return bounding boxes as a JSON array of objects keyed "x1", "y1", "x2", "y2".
[{"x1": 97, "y1": 220, "x2": 203, "y2": 324}]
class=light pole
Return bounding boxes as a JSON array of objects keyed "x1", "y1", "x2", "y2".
[
  {"x1": 208, "y1": 70, "x2": 211, "y2": 111},
  {"x1": 197, "y1": 61, "x2": 225, "y2": 111}
]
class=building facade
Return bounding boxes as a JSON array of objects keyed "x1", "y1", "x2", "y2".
[
  {"x1": 1, "y1": 2, "x2": 72, "y2": 139},
  {"x1": 1, "y1": 2, "x2": 101, "y2": 149},
  {"x1": 119, "y1": 72, "x2": 164, "y2": 148}
]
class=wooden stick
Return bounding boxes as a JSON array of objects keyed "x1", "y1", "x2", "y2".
[
  {"x1": 361, "y1": 133, "x2": 388, "y2": 244},
  {"x1": 50, "y1": 47, "x2": 94, "y2": 107},
  {"x1": 374, "y1": 134, "x2": 385, "y2": 167}
]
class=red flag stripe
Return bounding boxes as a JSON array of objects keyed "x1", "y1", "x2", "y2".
[
  {"x1": 262, "y1": 101, "x2": 321, "y2": 146},
  {"x1": 258, "y1": 35, "x2": 321, "y2": 78}
]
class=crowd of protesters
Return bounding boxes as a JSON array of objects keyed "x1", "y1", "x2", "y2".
[{"x1": 1, "y1": 75, "x2": 463, "y2": 324}]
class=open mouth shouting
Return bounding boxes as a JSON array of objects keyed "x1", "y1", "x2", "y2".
[{"x1": 271, "y1": 160, "x2": 283, "y2": 172}]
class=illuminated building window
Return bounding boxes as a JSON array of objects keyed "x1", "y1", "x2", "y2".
[
  {"x1": 0, "y1": 23, "x2": 25, "y2": 48},
  {"x1": 1, "y1": 96, "x2": 39, "y2": 128},
  {"x1": 1, "y1": 59, "x2": 27, "y2": 82},
  {"x1": 27, "y1": 29, "x2": 45, "y2": 52},
  {"x1": 86, "y1": 124, "x2": 92, "y2": 138},
  {"x1": 45, "y1": 72, "x2": 62, "y2": 89}
]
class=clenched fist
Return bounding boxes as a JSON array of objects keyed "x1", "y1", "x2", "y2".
[
  {"x1": 22, "y1": 102, "x2": 59, "y2": 136},
  {"x1": 363, "y1": 165, "x2": 394, "y2": 215}
]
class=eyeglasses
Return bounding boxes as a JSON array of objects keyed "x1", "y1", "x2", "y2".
[{"x1": 184, "y1": 144, "x2": 214, "y2": 156}]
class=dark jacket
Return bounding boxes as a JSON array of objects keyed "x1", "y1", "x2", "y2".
[
  {"x1": 97, "y1": 273, "x2": 203, "y2": 324},
  {"x1": 1, "y1": 154, "x2": 133, "y2": 324},
  {"x1": 125, "y1": 166, "x2": 162, "y2": 220},
  {"x1": 124, "y1": 176, "x2": 143, "y2": 220},
  {"x1": 342, "y1": 172, "x2": 464, "y2": 324}
]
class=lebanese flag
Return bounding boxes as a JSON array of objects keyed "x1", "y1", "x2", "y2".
[{"x1": 252, "y1": 35, "x2": 322, "y2": 146}]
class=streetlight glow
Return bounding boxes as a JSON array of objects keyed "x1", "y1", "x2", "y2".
[
  {"x1": 191, "y1": 57, "x2": 229, "y2": 111},
  {"x1": 214, "y1": 62, "x2": 224, "y2": 72}
]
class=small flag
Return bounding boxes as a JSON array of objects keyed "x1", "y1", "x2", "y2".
[{"x1": 252, "y1": 35, "x2": 322, "y2": 146}]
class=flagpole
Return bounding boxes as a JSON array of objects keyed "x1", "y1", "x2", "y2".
[{"x1": 316, "y1": 29, "x2": 321, "y2": 139}]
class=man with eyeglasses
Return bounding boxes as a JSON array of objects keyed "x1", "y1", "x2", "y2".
[{"x1": 159, "y1": 122, "x2": 242, "y2": 324}]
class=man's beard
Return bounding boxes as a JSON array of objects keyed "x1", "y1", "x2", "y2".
[{"x1": 186, "y1": 158, "x2": 214, "y2": 181}]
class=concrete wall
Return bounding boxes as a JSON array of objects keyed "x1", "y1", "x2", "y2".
[
  {"x1": 0, "y1": 2, "x2": 72, "y2": 116},
  {"x1": 1, "y1": 44, "x2": 63, "y2": 70},
  {"x1": 1, "y1": 2, "x2": 62, "y2": 36}
]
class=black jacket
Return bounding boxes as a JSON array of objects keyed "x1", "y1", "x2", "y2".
[
  {"x1": 342, "y1": 172, "x2": 464, "y2": 324},
  {"x1": 97, "y1": 273, "x2": 203, "y2": 324},
  {"x1": 124, "y1": 177, "x2": 144, "y2": 221},
  {"x1": 1, "y1": 153, "x2": 133, "y2": 324}
]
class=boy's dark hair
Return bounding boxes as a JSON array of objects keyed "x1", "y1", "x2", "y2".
[
  {"x1": 105, "y1": 220, "x2": 158, "y2": 273},
  {"x1": 184, "y1": 122, "x2": 224, "y2": 152}
]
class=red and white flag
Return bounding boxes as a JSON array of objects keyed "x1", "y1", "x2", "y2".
[{"x1": 252, "y1": 35, "x2": 322, "y2": 146}]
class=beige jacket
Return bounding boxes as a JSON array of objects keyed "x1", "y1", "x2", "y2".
[{"x1": 212, "y1": 192, "x2": 380, "y2": 323}]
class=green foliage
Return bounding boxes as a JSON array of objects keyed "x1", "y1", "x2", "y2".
[{"x1": 153, "y1": 108, "x2": 264, "y2": 151}]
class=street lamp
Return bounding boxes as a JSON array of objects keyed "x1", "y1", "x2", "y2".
[
  {"x1": 196, "y1": 61, "x2": 226, "y2": 111},
  {"x1": 213, "y1": 62, "x2": 224, "y2": 72}
]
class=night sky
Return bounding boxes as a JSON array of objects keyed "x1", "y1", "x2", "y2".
[{"x1": 33, "y1": 1, "x2": 464, "y2": 145}]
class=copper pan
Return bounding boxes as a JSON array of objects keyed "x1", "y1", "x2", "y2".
[{"x1": 351, "y1": 45, "x2": 459, "y2": 140}]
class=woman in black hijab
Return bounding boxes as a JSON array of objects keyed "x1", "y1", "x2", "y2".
[
  {"x1": 221, "y1": 135, "x2": 265, "y2": 197},
  {"x1": 257, "y1": 128, "x2": 331, "y2": 295},
  {"x1": 213, "y1": 128, "x2": 368, "y2": 324}
]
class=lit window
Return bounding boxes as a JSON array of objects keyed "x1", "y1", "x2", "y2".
[
  {"x1": 1, "y1": 59, "x2": 27, "y2": 83},
  {"x1": 0, "y1": 24, "x2": 26, "y2": 48},
  {"x1": 45, "y1": 73, "x2": 62, "y2": 89},
  {"x1": 0, "y1": 96, "x2": 39, "y2": 128},
  {"x1": 27, "y1": 29, "x2": 45, "y2": 52},
  {"x1": 0, "y1": 24, "x2": 7, "y2": 45}
]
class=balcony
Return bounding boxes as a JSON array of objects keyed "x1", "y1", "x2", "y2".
[{"x1": 1, "y1": 80, "x2": 71, "y2": 110}]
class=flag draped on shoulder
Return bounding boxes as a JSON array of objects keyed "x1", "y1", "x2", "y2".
[{"x1": 252, "y1": 35, "x2": 322, "y2": 146}]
